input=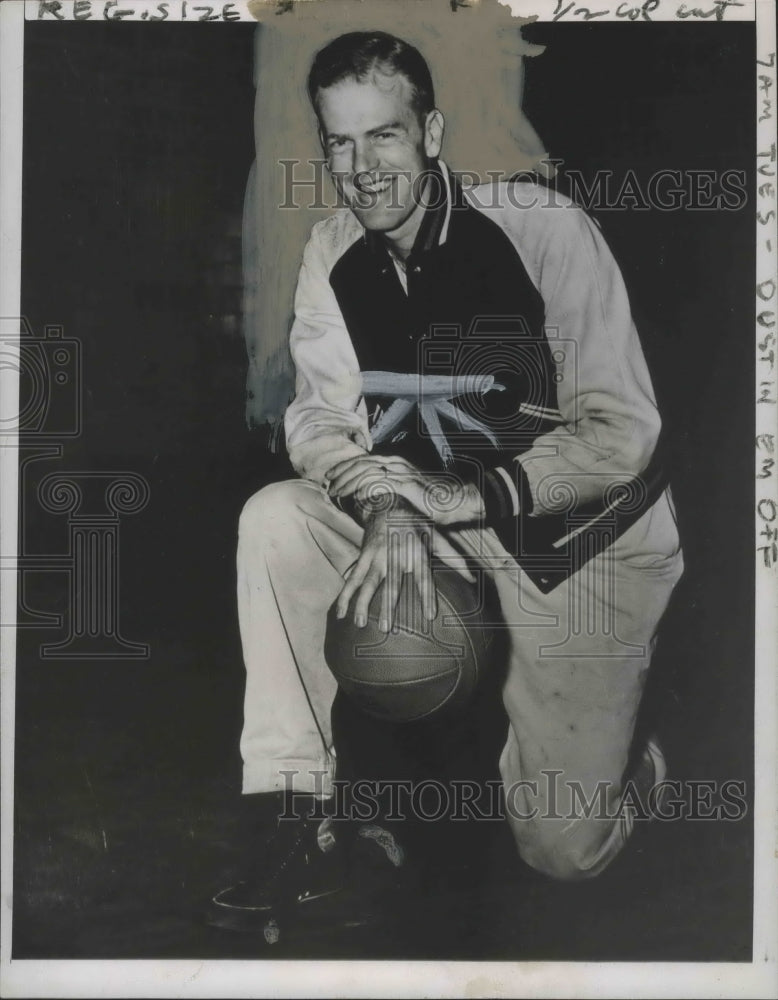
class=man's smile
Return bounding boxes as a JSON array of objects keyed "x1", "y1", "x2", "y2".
[{"x1": 353, "y1": 173, "x2": 396, "y2": 197}]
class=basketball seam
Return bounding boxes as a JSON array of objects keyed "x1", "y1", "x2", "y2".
[
  {"x1": 336, "y1": 668, "x2": 458, "y2": 687},
  {"x1": 331, "y1": 578, "x2": 485, "y2": 721},
  {"x1": 359, "y1": 590, "x2": 478, "y2": 653}
]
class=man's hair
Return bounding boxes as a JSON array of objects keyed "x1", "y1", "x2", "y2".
[{"x1": 307, "y1": 31, "x2": 435, "y2": 121}]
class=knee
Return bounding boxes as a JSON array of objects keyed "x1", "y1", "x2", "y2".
[
  {"x1": 519, "y1": 843, "x2": 600, "y2": 883},
  {"x1": 509, "y1": 818, "x2": 621, "y2": 882},
  {"x1": 238, "y1": 479, "x2": 314, "y2": 541}
]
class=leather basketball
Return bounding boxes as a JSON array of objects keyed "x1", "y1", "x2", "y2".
[{"x1": 324, "y1": 564, "x2": 498, "y2": 724}]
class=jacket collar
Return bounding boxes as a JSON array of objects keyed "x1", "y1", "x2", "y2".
[{"x1": 363, "y1": 159, "x2": 462, "y2": 262}]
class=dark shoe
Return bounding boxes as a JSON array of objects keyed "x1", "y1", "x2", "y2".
[
  {"x1": 206, "y1": 808, "x2": 347, "y2": 938},
  {"x1": 207, "y1": 807, "x2": 416, "y2": 944}
]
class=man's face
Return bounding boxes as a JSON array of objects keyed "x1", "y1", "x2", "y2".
[{"x1": 317, "y1": 71, "x2": 443, "y2": 242}]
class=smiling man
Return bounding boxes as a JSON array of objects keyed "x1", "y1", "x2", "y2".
[
  {"x1": 208, "y1": 31, "x2": 684, "y2": 937},
  {"x1": 318, "y1": 67, "x2": 441, "y2": 249}
]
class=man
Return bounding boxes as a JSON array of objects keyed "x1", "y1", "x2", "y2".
[{"x1": 209, "y1": 31, "x2": 683, "y2": 932}]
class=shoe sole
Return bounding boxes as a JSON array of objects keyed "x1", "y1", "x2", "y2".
[{"x1": 204, "y1": 881, "x2": 409, "y2": 943}]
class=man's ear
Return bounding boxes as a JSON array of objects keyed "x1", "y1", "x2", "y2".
[{"x1": 424, "y1": 109, "x2": 444, "y2": 159}]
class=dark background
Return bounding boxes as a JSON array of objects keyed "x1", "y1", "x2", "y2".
[{"x1": 14, "y1": 18, "x2": 754, "y2": 959}]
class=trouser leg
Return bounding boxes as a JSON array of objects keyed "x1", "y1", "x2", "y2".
[
  {"x1": 450, "y1": 491, "x2": 684, "y2": 880},
  {"x1": 237, "y1": 478, "x2": 362, "y2": 796},
  {"x1": 238, "y1": 475, "x2": 683, "y2": 880}
]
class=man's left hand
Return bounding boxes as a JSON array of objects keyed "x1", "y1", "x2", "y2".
[{"x1": 325, "y1": 454, "x2": 484, "y2": 527}]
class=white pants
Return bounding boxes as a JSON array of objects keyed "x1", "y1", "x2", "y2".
[{"x1": 237, "y1": 478, "x2": 683, "y2": 880}]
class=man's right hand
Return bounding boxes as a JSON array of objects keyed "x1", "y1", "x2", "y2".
[{"x1": 335, "y1": 499, "x2": 437, "y2": 634}]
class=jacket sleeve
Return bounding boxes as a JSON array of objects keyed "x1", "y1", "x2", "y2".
[
  {"x1": 284, "y1": 221, "x2": 371, "y2": 487},
  {"x1": 481, "y1": 197, "x2": 662, "y2": 526}
]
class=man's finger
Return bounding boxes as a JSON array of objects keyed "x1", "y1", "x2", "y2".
[
  {"x1": 330, "y1": 465, "x2": 388, "y2": 498},
  {"x1": 382, "y1": 456, "x2": 418, "y2": 475},
  {"x1": 341, "y1": 559, "x2": 359, "y2": 582},
  {"x1": 325, "y1": 456, "x2": 364, "y2": 478},
  {"x1": 328, "y1": 460, "x2": 394, "y2": 496},
  {"x1": 356, "y1": 476, "x2": 427, "y2": 517},
  {"x1": 326, "y1": 454, "x2": 417, "y2": 483},
  {"x1": 326, "y1": 454, "x2": 385, "y2": 482},
  {"x1": 352, "y1": 565, "x2": 384, "y2": 628},
  {"x1": 411, "y1": 530, "x2": 437, "y2": 621},
  {"x1": 379, "y1": 531, "x2": 404, "y2": 633},
  {"x1": 326, "y1": 459, "x2": 374, "y2": 494},
  {"x1": 336, "y1": 554, "x2": 371, "y2": 619}
]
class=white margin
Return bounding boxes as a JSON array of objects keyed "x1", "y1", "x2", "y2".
[
  {"x1": 1, "y1": 1, "x2": 777, "y2": 997},
  {"x1": 0, "y1": 0, "x2": 24, "y2": 991},
  {"x1": 753, "y1": 0, "x2": 778, "y2": 985}
]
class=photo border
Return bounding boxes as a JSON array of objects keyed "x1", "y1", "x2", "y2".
[{"x1": 1, "y1": 0, "x2": 776, "y2": 996}]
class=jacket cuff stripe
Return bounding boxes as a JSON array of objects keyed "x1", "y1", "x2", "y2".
[
  {"x1": 494, "y1": 465, "x2": 520, "y2": 516},
  {"x1": 482, "y1": 461, "x2": 534, "y2": 527},
  {"x1": 515, "y1": 460, "x2": 534, "y2": 517}
]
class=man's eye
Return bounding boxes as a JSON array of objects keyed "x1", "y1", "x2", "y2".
[
  {"x1": 329, "y1": 138, "x2": 348, "y2": 151},
  {"x1": 375, "y1": 132, "x2": 397, "y2": 141}
]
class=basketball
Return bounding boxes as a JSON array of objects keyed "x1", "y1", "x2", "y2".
[{"x1": 324, "y1": 563, "x2": 499, "y2": 724}]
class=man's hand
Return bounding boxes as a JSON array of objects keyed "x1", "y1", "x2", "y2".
[
  {"x1": 335, "y1": 493, "x2": 476, "y2": 633},
  {"x1": 326, "y1": 454, "x2": 485, "y2": 527},
  {"x1": 335, "y1": 499, "x2": 436, "y2": 633}
]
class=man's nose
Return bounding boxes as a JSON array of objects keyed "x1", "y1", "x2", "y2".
[{"x1": 351, "y1": 141, "x2": 379, "y2": 181}]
